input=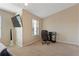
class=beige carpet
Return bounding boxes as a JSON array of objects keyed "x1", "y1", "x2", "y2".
[{"x1": 8, "y1": 41, "x2": 79, "y2": 56}]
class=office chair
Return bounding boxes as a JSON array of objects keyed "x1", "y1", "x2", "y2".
[{"x1": 41, "y1": 30, "x2": 50, "y2": 45}]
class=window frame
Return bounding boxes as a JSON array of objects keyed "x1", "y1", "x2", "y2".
[{"x1": 32, "y1": 18, "x2": 40, "y2": 36}]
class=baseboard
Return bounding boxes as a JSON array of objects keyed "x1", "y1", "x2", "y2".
[
  {"x1": 23, "y1": 37, "x2": 41, "y2": 47},
  {"x1": 57, "y1": 40, "x2": 79, "y2": 46}
]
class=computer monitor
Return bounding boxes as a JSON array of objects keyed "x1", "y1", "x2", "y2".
[{"x1": 11, "y1": 15, "x2": 22, "y2": 27}]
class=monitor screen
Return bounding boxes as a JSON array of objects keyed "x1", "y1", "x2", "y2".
[{"x1": 11, "y1": 15, "x2": 22, "y2": 27}]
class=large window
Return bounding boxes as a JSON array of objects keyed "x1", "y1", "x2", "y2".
[{"x1": 32, "y1": 19, "x2": 39, "y2": 36}]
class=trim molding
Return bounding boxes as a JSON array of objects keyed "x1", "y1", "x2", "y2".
[{"x1": 57, "y1": 40, "x2": 79, "y2": 46}]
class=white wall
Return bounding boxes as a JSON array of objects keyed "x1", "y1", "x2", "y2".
[
  {"x1": 0, "y1": 10, "x2": 15, "y2": 46},
  {"x1": 22, "y1": 9, "x2": 42, "y2": 46},
  {"x1": 43, "y1": 5, "x2": 79, "y2": 45},
  {"x1": 15, "y1": 27, "x2": 23, "y2": 47},
  {"x1": 0, "y1": 16, "x2": 1, "y2": 39}
]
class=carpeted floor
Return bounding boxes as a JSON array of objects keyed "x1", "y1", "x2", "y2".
[{"x1": 8, "y1": 41, "x2": 79, "y2": 56}]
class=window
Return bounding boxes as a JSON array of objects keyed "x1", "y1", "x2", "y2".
[{"x1": 32, "y1": 19, "x2": 39, "y2": 36}]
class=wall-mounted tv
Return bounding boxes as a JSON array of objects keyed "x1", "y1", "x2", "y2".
[{"x1": 11, "y1": 14, "x2": 23, "y2": 27}]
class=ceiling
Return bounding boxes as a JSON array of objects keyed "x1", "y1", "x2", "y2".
[
  {"x1": 24, "y1": 3, "x2": 76, "y2": 18},
  {"x1": 0, "y1": 3, "x2": 76, "y2": 18}
]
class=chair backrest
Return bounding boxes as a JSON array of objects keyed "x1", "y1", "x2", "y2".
[{"x1": 41, "y1": 30, "x2": 49, "y2": 41}]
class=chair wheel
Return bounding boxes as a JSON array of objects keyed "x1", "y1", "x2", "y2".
[
  {"x1": 42, "y1": 41, "x2": 45, "y2": 44},
  {"x1": 46, "y1": 41, "x2": 50, "y2": 45}
]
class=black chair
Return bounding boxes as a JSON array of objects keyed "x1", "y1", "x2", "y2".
[
  {"x1": 41, "y1": 30, "x2": 50, "y2": 45},
  {"x1": 49, "y1": 32, "x2": 56, "y2": 43}
]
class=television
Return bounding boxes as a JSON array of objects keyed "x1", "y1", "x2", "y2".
[{"x1": 11, "y1": 14, "x2": 23, "y2": 27}]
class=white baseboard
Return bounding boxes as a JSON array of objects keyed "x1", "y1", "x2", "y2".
[
  {"x1": 57, "y1": 40, "x2": 79, "y2": 46},
  {"x1": 23, "y1": 38, "x2": 40, "y2": 47}
]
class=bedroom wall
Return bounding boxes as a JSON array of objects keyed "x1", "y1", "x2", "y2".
[
  {"x1": 21, "y1": 9, "x2": 42, "y2": 46},
  {"x1": 0, "y1": 16, "x2": 1, "y2": 39},
  {"x1": 0, "y1": 9, "x2": 15, "y2": 46},
  {"x1": 43, "y1": 4, "x2": 79, "y2": 45}
]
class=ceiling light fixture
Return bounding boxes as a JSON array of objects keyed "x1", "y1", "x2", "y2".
[{"x1": 25, "y1": 3, "x2": 28, "y2": 6}]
